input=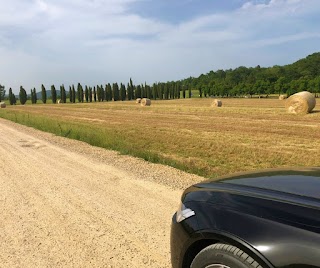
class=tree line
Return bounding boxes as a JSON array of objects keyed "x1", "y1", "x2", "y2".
[
  {"x1": 181, "y1": 52, "x2": 320, "y2": 98},
  {"x1": 2, "y1": 52, "x2": 320, "y2": 105},
  {"x1": 5, "y1": 78, "x2": 192, "y2": 105}
]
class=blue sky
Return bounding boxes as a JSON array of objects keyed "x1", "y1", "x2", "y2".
[{"x1": 0, "y1": 0, "x2": 319, "y2": 93}]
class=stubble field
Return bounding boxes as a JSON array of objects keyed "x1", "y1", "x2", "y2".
[{"x1": 1, "y1": 98, "x2": 320, "y2": 178}]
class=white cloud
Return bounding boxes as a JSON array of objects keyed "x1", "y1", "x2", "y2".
[{"x1": 0, "y1": 0, "x2": 320, "y2": 92}]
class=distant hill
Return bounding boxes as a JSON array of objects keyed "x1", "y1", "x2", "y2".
[{"x1": 181, "y1": 52, "x2": 320, "y2": 97}]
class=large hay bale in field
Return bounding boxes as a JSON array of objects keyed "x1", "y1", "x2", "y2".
[
  {"x1": 141, "y1": 98, "x2": 151, "y2": 106},
  {"x1": 136, "y1": 98, "x2": 142, "y2": 103},
  {"x1": 211, "y1": 99, "x2": 222, "y2": 107},
  {"x1": 279, "y1": 94, "x2": 287, "y2": 100},
  {"x1": 285, "y1": 91, "x2": 316, "y2": 114},
  {"x1": 0, "y1": 102, "x2": 6, "y2": 108}
]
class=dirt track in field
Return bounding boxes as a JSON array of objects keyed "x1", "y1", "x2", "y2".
[{"x1": 0, "y1": 118, "x2": 204, "y2": 268}]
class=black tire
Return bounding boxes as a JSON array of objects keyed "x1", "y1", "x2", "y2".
[{"x1": 190, "y1": 243, "x2": 263, "y2": 268}]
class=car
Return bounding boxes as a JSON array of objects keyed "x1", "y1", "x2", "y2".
[{"x1": 171, "y1": 167, "x2": 320, "y2": 268}]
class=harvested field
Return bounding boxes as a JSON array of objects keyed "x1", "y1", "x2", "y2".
[{"x1": 1, "y1": 98, "x2": 320, "y2": 178}]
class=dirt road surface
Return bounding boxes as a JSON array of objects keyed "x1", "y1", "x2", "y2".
[{"x1": 0, "y1": 118, "x2": 204, "y2": 268}]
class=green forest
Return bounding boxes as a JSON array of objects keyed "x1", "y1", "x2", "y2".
[
  {"x1": 182, "y1": 52, "x2": 320, "y2": 98},
  {"x1": 1, "y1": 52, "x2": 320, "y2": 105}
]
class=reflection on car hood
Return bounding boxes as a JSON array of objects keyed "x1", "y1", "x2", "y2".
[{"x1": 197, "y1": 167, "x2": 320, "y2": 200}]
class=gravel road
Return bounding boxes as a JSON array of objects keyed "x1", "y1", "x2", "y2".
[{"x1": 0, "y1": 118, "x2": 204, "y2": 268}]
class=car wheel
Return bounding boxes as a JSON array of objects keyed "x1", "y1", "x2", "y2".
[{"x1": 190, "y1": 243, "x2": 263, "y2": 268}]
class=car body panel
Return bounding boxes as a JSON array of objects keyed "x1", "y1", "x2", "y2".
[{"x1": 171, "y1": 167, "x2": 320, "y2": 268}]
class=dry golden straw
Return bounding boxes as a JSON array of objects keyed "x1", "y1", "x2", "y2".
[
  {"x1": 135, "y1": 98, "x2": 142, "y2": 104},
  {"x1": 285, "y1": 91, "x2": 316, "y2": 114},
  {"x1": 211, "y1": 99, "x2": 222, "y2": 107},
  {"x1": 279, "y1": 94, "x2": 287, "y2": 100},
  {"x1": 141, "y1": 98, "x2": 151, "y2": 106}
]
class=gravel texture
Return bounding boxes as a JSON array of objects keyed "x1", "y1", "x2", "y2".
[{"x1": 0, "y1": 118, "x2": 205, "y2": 268}]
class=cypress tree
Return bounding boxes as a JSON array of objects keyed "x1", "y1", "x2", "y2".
[
  {"x1": 80, "y1": 84, "x2": 84, "y2": 102},
  {"x1": 147, "y1": 84, "x2": 151, "y2": 99},
  {"x1": 0, "y1": 84, "x2": 5, "y2": 102},
  {"x1": 93, "y1": 87, "x2": 97, "y2": 102},
  {"x1": 69, "y1": 86, "x2": 73, "y2": 103},
  {"x1": 128, "y1": 78, "x2": 133, "y2": 100},
  {"x1": 19, "y1": 86, "x2": 27, "y2": 105},
  {"x1": 85, "y1": 86, "x2": 89, "y2": 102},
  {"x1": 176, "y1": 83, "x2": 180, "y2": 99},
  {"x1": 72, "y1": 85, "x2": 76, "y2": 103},
  {"x1": 89, "y1": 87, "x2": 92, "y2": 102},
  {"x1": 100, "y1": 85, "x2": 105, "y2": 101},
  {"x1": 133, "y1": 86, "x2": 136, "y2": 99},
  {"x1": 136, "y1": 85, "x2": 142, "y2": 98},
  {"x1": 159, "y1": 84, "x2": 164, "y2": 100},
  {"x1": 119, "y1": 83, "x2": 123, "y2": 101},
  {"x1": 32, "y1": 88, "x2": 37, "y2": 104},
  {"x1": 127, "y1": 83, "x2": 132, "y2": 100},
  {"x1": 164, "y1": 84, "x2": 169, "y2": 99},
  {"x1": 76, "y1": 83, "x2": 84, "y2": 102},
  {"x1": 108, "y1": 83, "x2": 112, "y2": 101},
  {"x1": 106, "y1": 84, "x2": 112, "y2": 101},
  {"x1": 60, "y1": 85, "x2": 63, "y2": 103},
  {"x1": 60, "y1": 84, "x2": 66, "y2": 103},
  {"x1": 188, "y1": 85, "x2": 191, "y2": 98},
  {"x1": 152, "y1": 83, "x2": 157, "y2": 100},
  {"x1": 170, "y1": 83, "x2": 174, "y2": 99},
  {"x1": 12, "y1": 91, "x2": 16, "y2": 105},
  {"x1": 77, "y1": 83, "x2": 81, "y2": 103},
  {"x1": 97, "y1": 85, "x2": 101, "y2": 102},
  {"x1": 120, "y1": 83, "x2": 126, "y2": 101},
  {"x1": 101, "y1": 85, "x2": 104, "y2": 101},
  {"x1": 112, "y1": 83, "x2": 119, "y2": 101},
  {"x1": 81, "y1": 87, "x2": 84, "y2": 102},
  {"x1": 63, "y1": 85, "x2": 66, "y2": 103},
  {"x1": 41, "y1": 84, "x2": 47, "y2": 103},
  {"x1": 51, "y1": 85, "x2": 57, "y2": 104},
  {"x1": 30, "y1": 89, "x2": 34, "y2": 104},
  {"x1": 104, "y1": 85, "x2": 108, "y2": 101},
  {"x1": 9, "y1": 88, "x2": 14, "y2": 105}
]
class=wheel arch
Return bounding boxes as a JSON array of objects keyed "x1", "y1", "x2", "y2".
[{"x1": 182, "y1": 230, "x2": 274, "y2": 268}]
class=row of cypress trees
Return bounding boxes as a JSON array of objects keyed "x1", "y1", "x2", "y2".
[{"x1": 10, "y1": 79, "x2": 190, "y2": 105}]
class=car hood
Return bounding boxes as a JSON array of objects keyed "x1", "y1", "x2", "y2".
[{"x1": 195, "y1": 167, "x2": 320, "y2": 200}]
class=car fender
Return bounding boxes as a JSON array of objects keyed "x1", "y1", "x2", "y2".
[{"x1": 191, "y1": 202, "x2": 320, "y2": 268}]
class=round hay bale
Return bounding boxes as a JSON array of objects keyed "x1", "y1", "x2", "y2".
[
  {"x1": 285, "y1": 91, "x2": 316, "y2": 114},
  {"x1": 279, "y1": 94, "x2": 287, "y2": 100},
  {"x1": 0, "y1": 102, "x2": 6, "y2": 108},
  {"x1": 135, "y1": 98, "x2": 142, "y2": 104},
  {"x1": 141, "y1": 98, "x2": 151, "y2": 106},
  {"x1": 211, "y1": 99, "x2": 222, "y2": 107}
]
